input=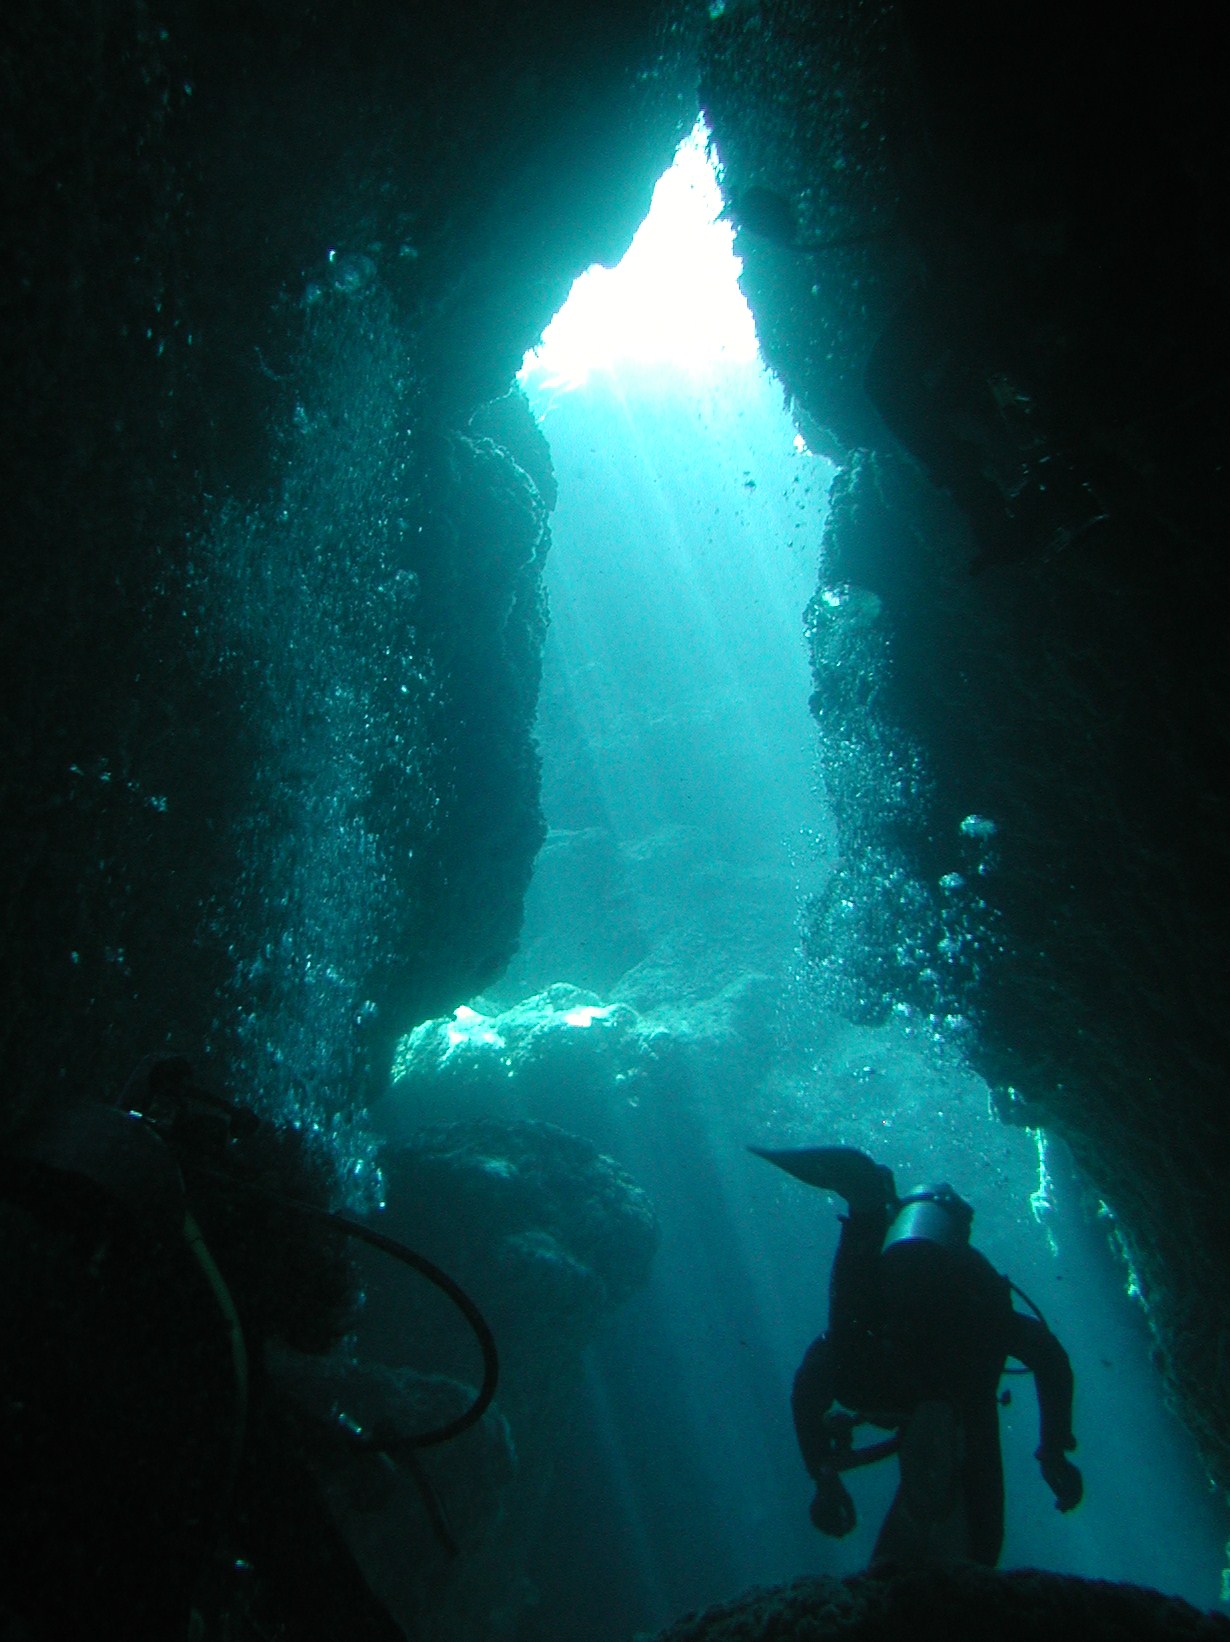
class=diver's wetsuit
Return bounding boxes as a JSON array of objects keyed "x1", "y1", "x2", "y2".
[
  {"x1": 1, "y1": 1105, "x2": 408, "y2": 1641},
  {"x1": 791, "y1": 1203, "x2": 1075, "y2": 1566}
]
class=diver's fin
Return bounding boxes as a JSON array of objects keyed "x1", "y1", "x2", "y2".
[{"x1": 748, "y1": 1145, "x2": 896, "y2": 1209}]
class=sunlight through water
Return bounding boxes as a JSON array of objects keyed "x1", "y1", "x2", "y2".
[
  {"x1": 519, "y1": 119, "x2": 759, "y2": 390},
  {"x1": 498, "y1": 110, "x2": 1230, "y2": 1637}
]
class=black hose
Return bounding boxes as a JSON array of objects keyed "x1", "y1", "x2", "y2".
[
  {"x1": 279, "y1": 1197, "x2": 500, "y2": 1447},
  {"x1": 292, "y1": 1202, "x2": 497, "y2": 1560},
  {"x1": 999, "y1": 1277, "x2": 1054, "y2": 1376},
  {"x1": 1008, "y1": 1277, "x2": 1051, "y2": 1333},
  {"x1": 188, "y1": 1156, "x2": 501, "y2": 1448},
  {"x1": 122, "y1": 1071, "x2": 498, "y2": 1444}
]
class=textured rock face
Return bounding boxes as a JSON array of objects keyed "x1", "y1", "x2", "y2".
[
  {"x1": 387, "y1": 984, "x2": 652, "y2": 1130},
  {"x1": 356, "y1": 1117, "x2": 660, "y2": 1638},
  {"x1": 700, "y1": 2, "x2": 1230, "y2": 1487},
  {"x1": 382, "y1": 974, "x2": 783, "y2": 1156},
  {"x1": 651, "y1": 1566, "x2": 1230, "y2": 1642},
  {"x1": 0, "y1": 0, "x2": 696, "y2": 1130},
  {"x1": 369, "y1": 1117, "x2": 660, "y2": 1364}
]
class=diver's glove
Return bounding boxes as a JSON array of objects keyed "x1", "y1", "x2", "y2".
[
  {"x1": 809, "y1": 1468, "x2": 856, "y2": 1537},
  {"x1": 1037, "y1": 1444, "x2": 1083, "y2": 1512}
]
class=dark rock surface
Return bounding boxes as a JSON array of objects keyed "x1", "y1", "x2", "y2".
[
  {"x1": 357, "y1": 1117, "x2": 660, "y2": 1638},
  {"x1": 700, "y1": 2, "x2": 1230, "y2": 1489},
  {"x1": 366, "y1": 1117, "x2": 660, "y2": 1374},
  {"x1": 652, "y1": 1565, "x2": 1230, "y2": 1642},
  {"x1": 268, "y1": 1349, "x2": 518, "y2": 1636},
  {"x1": 0, "y1": 0, "x2": 696, "y2": 1128}
]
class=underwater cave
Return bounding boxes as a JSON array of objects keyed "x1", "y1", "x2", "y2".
[{"x1": 3, "y1": 3, "x2": 1230, "y2": 1640}]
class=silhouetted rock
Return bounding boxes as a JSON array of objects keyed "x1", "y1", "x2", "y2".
[
  {"x1": 355, "y1": 1116, "x2": 659, "y2": 1637},
  {"x1": 653, "y1": 1565, "x2": 1230, "y2": 1642}
]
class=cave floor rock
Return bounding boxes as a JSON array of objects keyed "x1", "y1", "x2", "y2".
[{"x1": 650, "y1": 1565, "x2": 1230, "y2": 1642}]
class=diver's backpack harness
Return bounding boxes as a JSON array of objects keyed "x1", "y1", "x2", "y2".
[{"x1": 1, "y1": 1080, "x2": 501, "y2": 1619}]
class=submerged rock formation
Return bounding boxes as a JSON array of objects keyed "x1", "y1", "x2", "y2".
[
  {"x1": 367, "y1": 1117, "x2": 660, "y2": 1385},
  {"x1": 385, "y1": 985, "x2": 652, "y2": 1132},
  {"x1": 0, "y1": 0, "x2": 696, "y2": 1131},
  {"x1": 356, "y1": 1117, "x2": 660, "y2": 1637},
  {"x1": 383, "y1": 975, "x2": 781, "y2": 1147},
  {"x1": 652, "y1": 1565, "x2": 1230, "y2": 1642},
  {"x1": 700, "y1": 1, "x2": 1230, "y2": 1490}
]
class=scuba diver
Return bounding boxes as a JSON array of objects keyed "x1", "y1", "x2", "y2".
[
  {"x1": 752, "y1": 1145, "x2": 1081, "y2": 1567},
  {"x1": 0, "y1": 1058, "x2": 498, "y2": 1640}
]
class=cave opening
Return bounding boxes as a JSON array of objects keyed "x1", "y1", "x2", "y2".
[{"x1": 466, "y1": 122, "x2": 1230, "y2": 1637}]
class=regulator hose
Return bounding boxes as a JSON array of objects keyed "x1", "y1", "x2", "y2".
[
  {"x1": 1000, "y1": 1276, "x2": 1055, "y2": 1376},
  {"x1": 279, "y1": 1199, "x2": 500, "y2": 1561},
  {"x1": 292, "y1": 1199, "x2": 500, "y2": 1447},
  {"x1": 1008, "y1": 1277, "x2": 1051, "y2": 1333},
  {"x1": 193, "y1": 1160, "x2": 500, "y2": 1448}
]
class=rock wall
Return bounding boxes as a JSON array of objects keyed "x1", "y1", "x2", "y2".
[
  {"x1": 651, "y1": 1564, "x2": 1230, "y2": 1642},
  {"x1": 356, "y1": 1115, "x2": 660, "y2": 1639},
  {"x1": 701, "y1": 2, "x2": 1230, "y2": 1486},
  {"x1": 0, "y1": 0, "x2": 698, "y2": 1133}
]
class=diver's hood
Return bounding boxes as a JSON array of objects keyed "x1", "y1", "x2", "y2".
[{"x1": 884, "y1": 1183, "x2": 973, "y2": 1252}]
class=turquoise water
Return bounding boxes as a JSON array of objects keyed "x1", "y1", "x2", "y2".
[{"x1": 485, "y1": 153, "x2": 1230, "y2": 1632}]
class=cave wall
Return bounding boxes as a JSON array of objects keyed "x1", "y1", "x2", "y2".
[
  {"x1": 652, "y1": 1563, "x2": 1230, "y2": 1642},
  {"x1": 700, "y1": 2, "x2": 1230, "y2": 1486},
  {"x1": 0, "y1": 0, "x2": 699, "y2": 1134}
]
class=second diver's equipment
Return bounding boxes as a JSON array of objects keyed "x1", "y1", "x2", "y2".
[
  {"x1": 282, "y1": 1196, "x2": 499, "y2": 1447},
  {"x1": 136, "y1": 1063, "x2": 501, "y2": 1563},
  {"x1": 124, "y1": 1058, "x2": 500, "y2": 1448},
  {"x1": 6, "y1": 1067, "x2": 502, "y2": 1572}
]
